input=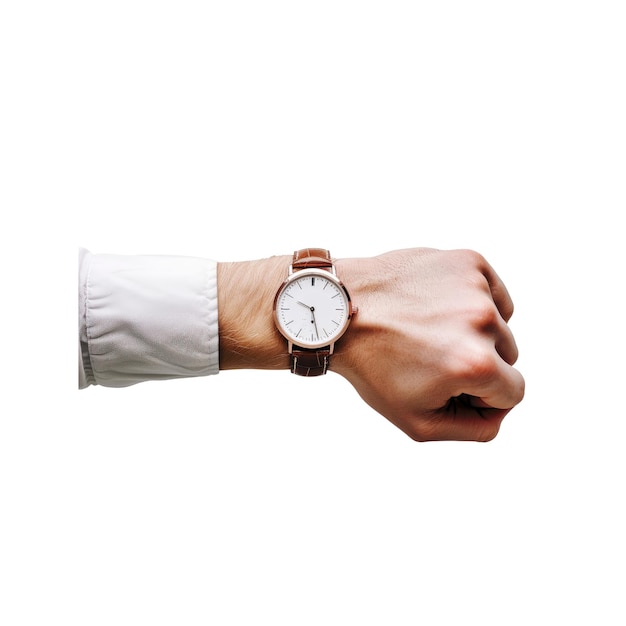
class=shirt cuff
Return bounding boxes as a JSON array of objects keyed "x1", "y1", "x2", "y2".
[{"x1": 79, "y1": 249, "x2": 219, "y2": 388}]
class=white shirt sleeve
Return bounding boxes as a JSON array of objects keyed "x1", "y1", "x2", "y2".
[{"x1": 79, "y1": 248, "x2": 219, "y2": 388}]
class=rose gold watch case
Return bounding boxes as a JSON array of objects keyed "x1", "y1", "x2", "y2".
[{"x1": 273, "y1": 267, "x2": 355, "y2": 351}]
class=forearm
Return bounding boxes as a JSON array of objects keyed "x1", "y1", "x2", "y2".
[{"x1": 217, "y1": 255, "x2": 291, "y2": 371}]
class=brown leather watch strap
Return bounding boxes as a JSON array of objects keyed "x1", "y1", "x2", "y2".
[
  {"x1": 291, "y1": 347, "x2": 331, "y2": 376},
  {"x1": 292, "y1": 248, "x2": 333, "y2": 271},
  {"x1": 290, "y1": 248, "x2": 333, "y2": 377}
]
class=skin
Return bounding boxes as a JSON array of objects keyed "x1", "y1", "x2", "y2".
[{"x1": 218, "y1": 248, "x2": 525, "y2": 442}]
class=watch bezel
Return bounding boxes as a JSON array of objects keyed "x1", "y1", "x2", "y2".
[{"x1": 273, "y1": 267, "x2": 354, "y2": 350}]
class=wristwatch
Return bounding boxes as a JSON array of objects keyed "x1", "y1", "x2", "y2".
[{"x1": 273, "y1": 248, "x2": 356, "y2": 376}]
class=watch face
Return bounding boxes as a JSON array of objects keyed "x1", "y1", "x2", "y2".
[{"x1": 274, "y1": 269, "x2": 352, "y2": 348}]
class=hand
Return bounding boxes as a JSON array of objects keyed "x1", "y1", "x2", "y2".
[{"x1": 332, "y1": 248, "x2": 525, "y2": 441}]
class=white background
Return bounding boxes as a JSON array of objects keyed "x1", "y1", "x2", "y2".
[{"x1": 1, "y1": 1, "x2": 625, "y2": 624}]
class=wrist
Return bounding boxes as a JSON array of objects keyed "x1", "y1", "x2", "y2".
[
  {"x1": 217, "y1": 252, "x2": 371, "y2": 374},
  {"x1": 217, "y1": 256, "x2": 291, "y2": 370},
  {"x1": 329, "y1": 256, "x2": 379, "y2": 376}
]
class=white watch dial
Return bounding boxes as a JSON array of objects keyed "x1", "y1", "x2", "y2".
[{"x1": 274, "y1": 270, "x2": 351, "y2": 348}]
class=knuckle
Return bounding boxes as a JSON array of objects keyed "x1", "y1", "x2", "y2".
[
  {"x1": 468, "y1": 300, "x2": 499, "y2": 331},
  {"x1": 455, "y1": 248, "x2": 485, "y2": 267},
  {"x1": 451, "y1": 349, "x2": 498, "y2": 385}
]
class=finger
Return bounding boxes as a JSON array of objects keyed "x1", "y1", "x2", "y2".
[
  {"x1": 461, "y1": 394, "x2": 492, "y2": 409},
  {"x1": 464, "y1": 354, "x2": 526, "y2": 410},
  {"x1": 479, "y1": 258, "x2": 515, "y2": 322},
  {"x1": 419, "y1": 401, "x2": 510, "y2": 442},
  {"x1": 466, "y1": 292, "x2": 519, "y2": 366},
  {"x1": 494, "y1": 316, "x2": 520, "y2": 365}
]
